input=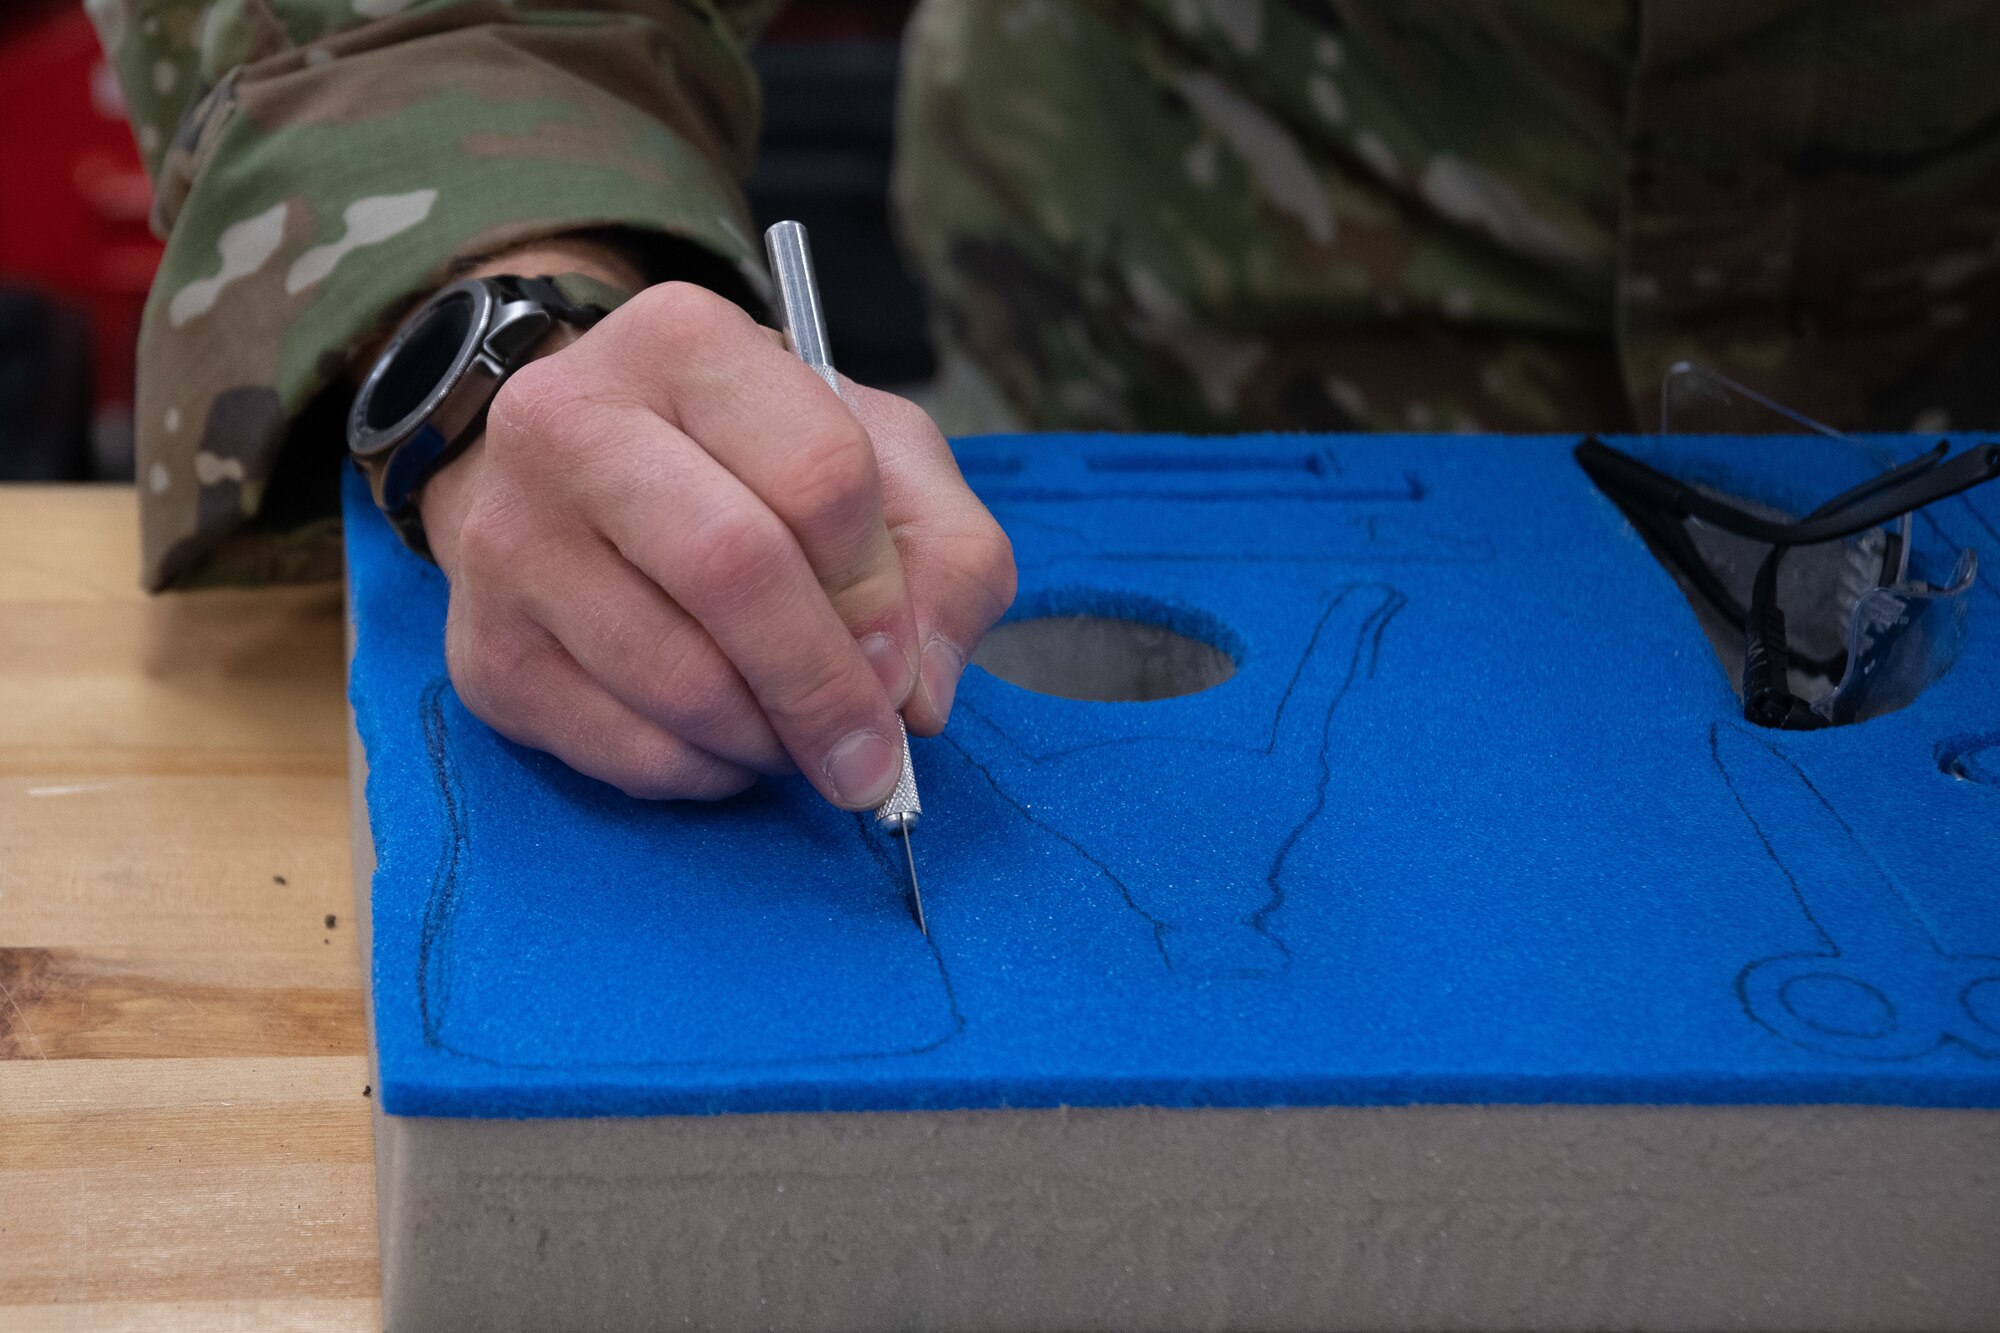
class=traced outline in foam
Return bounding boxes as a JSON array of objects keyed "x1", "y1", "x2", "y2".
[
  {"x1": 1714, "y1": 721, "x2": 2000, "y2": 1062},
  {"x1": 411, "y1": 678, "x2": 965, "y2": 1071},
  {"x1": 944, "y1": 583, "x2": 1405, "y2": 977}
]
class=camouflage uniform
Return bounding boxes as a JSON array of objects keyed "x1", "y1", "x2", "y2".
[{"x1": 91, "y1": 0, "x2": 2000, "y2": 590}]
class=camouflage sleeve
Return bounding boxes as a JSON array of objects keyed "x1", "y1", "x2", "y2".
[{"x1": 86, "y1": 0, "x2": 784, "y2": 589}]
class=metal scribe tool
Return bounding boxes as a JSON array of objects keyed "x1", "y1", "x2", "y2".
[{"x1": 764, "y1": 220, "x2": 928, "y2": 935}]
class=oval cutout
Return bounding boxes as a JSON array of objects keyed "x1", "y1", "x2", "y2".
[{"x1": 971, "y1": 593, "x2": 1239, "y2": 702}]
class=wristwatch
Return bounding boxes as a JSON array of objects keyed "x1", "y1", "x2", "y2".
[{"x1": 347, "y1": 272, "x2": 629, "y2": 554}]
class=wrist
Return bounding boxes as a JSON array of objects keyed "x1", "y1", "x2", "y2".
[
  {"x1": 351, "y1": 237, "x2": 644, "y2": 385},
  {"x1": 351, "y1": 268, "x2": 627, "y2": 559},
  {"x1": 459, "y1": 236, "x2": 648, "y2": 293},
  {"x1": 415, "y1": 243, "x2": 642, "y2": 559},
  {"x1": 414, "y1": 249, "x2": 629, "y2": 565}
]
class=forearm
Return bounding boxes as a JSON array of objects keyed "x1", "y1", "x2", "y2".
[{"x1": 94, "y1": 1, "x2": 781, "y2": 589}]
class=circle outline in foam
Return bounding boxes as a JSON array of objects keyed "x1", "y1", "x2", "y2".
[{"x1": 1779, "y1": 971, "x2": 1899, "y2": 1039}]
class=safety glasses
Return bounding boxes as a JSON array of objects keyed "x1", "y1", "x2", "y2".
[{"x1": 1575, "y1": 436, "x2": 2000, "y2": 729}]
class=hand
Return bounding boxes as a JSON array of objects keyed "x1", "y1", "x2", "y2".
[{"x1": 415, "y1": 245, "x2": 1015, "y2": 809}]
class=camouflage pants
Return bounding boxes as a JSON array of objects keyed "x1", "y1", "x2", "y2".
[{"x1": 896, "y1": 0, "x2": 2000, "y2": 439}]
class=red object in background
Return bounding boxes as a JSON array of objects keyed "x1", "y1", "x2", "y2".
[{"x1": 0, "y1": 6, "x2": 164, "y2": 423}]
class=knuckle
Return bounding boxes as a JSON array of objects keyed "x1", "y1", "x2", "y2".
[
  {"x1": 683, "y1": 503, "x2": 792, "y2": 598},
  {"x1": 882, "y1": 389, "x2": 944, "y2": 439},
  {"x1": 485, "y1": 355, "x2": 575, "y2": 454},
  {"x1": 946, "y1": 514, "x2": 1019, "y2": 611},
  {"x1": 633, "y1": 281, "x2": 737, "y2": 350},
  {"x1": 636, "y1": 634, "x2": 738, "y2": 730},
  {"x1": 453, "y1": 492, "x2": 529, "y2": 570},
  {"x1": 772, "y1": 423, "x2": 877, "y2": 535},
  {"x1": 445, "y1": 613, "x2": 536, "y2": 730}
]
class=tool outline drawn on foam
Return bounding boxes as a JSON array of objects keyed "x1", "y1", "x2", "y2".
[
  {"x1": 1713, "y1": 721, "x2": 2000, "y2": 1061},
  {"x1": 410, "y1": 677, "x2": 964, "y2": 1071},
  {"x1": 945, "y1": 582, "x2": 1405, "y2": 980}
]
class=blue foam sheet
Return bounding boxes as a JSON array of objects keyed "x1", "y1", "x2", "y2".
[{"x1": 346, "y1": 434, "x2": 2000, "y2": 1118}]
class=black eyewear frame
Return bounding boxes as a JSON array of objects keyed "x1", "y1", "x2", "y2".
[{"x1": 1574, "y1": 437, "x2": 2000, "y2": 730}]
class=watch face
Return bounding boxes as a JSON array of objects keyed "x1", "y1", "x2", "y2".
[{"x1": 352, "y1": 287, "x2": 479, "y2": 457}]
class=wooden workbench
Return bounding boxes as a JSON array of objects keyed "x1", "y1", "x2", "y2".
[{"x1": 0, "y1": 487, "x2": 379, "y2": 1330}]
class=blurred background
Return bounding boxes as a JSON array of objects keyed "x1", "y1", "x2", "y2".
[{"x1": 0, "y1": 0, "x2": 930, "y2": 484}]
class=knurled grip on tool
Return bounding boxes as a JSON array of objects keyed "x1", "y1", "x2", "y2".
[{"x1": 874, "y1": 717, "x2": 922, "y2": 834}]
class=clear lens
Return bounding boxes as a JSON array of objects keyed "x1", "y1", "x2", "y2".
[
  {"x1": 1653, "y1": 360, "x2": 1981, "y2": 725},
  {"x1": 1816, "y1": 549, "x2": 1977, "y2": 725}
]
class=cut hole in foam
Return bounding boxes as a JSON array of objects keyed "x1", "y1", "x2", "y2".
[{"x1": 971, "y1": 590, "x2": 1240, "y2": 702}]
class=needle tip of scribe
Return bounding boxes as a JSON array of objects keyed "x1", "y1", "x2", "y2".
[{"x1": 899, "y1": 832, "x2": 928, "y2": 936}]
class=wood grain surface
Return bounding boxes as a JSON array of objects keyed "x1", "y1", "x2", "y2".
[{"x1": 0, "y1": 487, "x2": 380, "y2": 1330}]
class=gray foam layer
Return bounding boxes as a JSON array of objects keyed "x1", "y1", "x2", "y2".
[{"x1": 373, "y1": 1098, "x2": 2000, "y2": 1333}]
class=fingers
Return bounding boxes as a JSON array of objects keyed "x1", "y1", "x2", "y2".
[
  {"x1": 515, "y1": 530, "x2": 792, "y2": 775},
  {"x1": 445, "y1": 599, "x2": 755, "y2": 802},
  {"x1": 444, "y1": 281, "x2": 1012, "y2": 814},
  {"x1": 580, "y1": 406, "x2": 911, "y2": 810},
  {"x1": 844, "y1": 382, "x2": 1018, "y2": 735},
  {"x1": 589, "y1": 283, "x2": 920, "y2": 705}
]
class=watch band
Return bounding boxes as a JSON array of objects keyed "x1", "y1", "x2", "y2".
[
  {"x1": 540, "y1": 272, "x2": 634, "y2": 325},
  {"x1": 352, "y1": 271, "x2": 634, "y2": 558}
]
